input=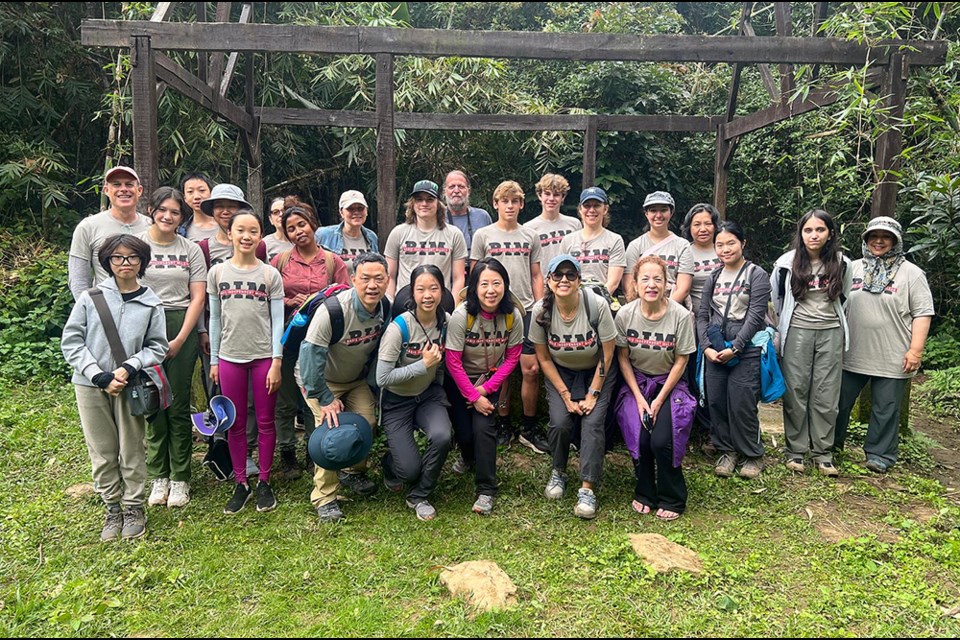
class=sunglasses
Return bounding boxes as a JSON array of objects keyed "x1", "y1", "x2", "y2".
[{"x1": 549, "y1": 270, "x2": 580, "y2": 282}]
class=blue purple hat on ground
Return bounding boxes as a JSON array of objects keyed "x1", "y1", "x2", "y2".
[
  {"x1": 308, "y1": 412, "x2": 374, "y2": 470},
  {"x1": 191, "y1": 395, "x2": 236, "y2": 436}
]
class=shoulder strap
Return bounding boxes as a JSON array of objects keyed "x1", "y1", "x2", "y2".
[
  {"x1": 87, "y1": 287, "x2": 129, "y2": 367},
  {"x1": 199, "y1": 238, "x2": 211, "y2": 268},
  {"x1": 276, "y1": 249, "x2": 293, "y2": 273},
  {"x1": 467, "y1": 313, "x2": 476, "y2": 332},
  {"x1": 326, "y1": 294, "x2": 345, "y2": 346},
  {"x1": 583, "y1": 289, "x2": 600, "y2": 332},
  {"x1": 505, "y1": 311, "x2": 514, "y2": 331},
  {"x1": 322, "y1": 247, "x2": 335, "y2": 277},
  {"x1": 640, "y1": 234, "x2": 675, "y2": 259},
  {"x1": 721, "y1": 261, "x2": 751, "y2": 331},
  {"x1": 394, "y1": 314, "x2": 410, "y2": 346}
]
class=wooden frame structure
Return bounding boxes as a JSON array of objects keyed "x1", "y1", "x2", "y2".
[{"x1": 81, "y1": 3, "x2": 946, "y2": 245}]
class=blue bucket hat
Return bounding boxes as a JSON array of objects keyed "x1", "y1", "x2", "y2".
[
  {"x1": 191, "y1": 395, "x2": 237, "y2": 436},
  {"x1": 199, "y1": 183, "x2": 253, "y2": 216},
  {"x1": 308, "y1": 412, "x2": 374, "y2": 470},
  {"x1": 546, "y1": 253, "x2": 582, "y2": 275}
]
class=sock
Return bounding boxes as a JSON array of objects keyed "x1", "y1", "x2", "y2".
[{"x1": 522, "y1": 414, "x2": 537, "y2": 434}]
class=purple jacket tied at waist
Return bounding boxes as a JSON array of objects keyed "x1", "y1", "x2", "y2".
[{"x1": 616, "y1": 368, "x2": 697, "y2": 467}]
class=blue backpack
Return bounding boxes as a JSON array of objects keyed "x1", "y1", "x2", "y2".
[{"x1": 754, "y1": 327, "x2": 786, "y2": 403}]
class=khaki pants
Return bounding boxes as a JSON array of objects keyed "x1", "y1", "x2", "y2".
[
  {"x1": 76, "y1": 384, "x2": 147, "y2": 507},
  {"x1": 307, "y1": 379, "x2": 378, "y2": 507}
]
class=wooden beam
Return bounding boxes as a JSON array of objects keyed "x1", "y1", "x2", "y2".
[
  {"x1": 811, "y1": 2, "x2": 830, "y2": 81},
  {"x1": 130, "y1": 35, "x2": 159, "y2": 199},
  {"x1": 242, "y1": 51, "x2": 263, "y2": 216},
  {"x1": 196, "y1": 2, "x2": 207, "y2": 84},
  {"x1": 258, "y1": 108, "x2": 718, "y2": 132},
  {"x1": 774, "y1": 3, "x2": 795, "y2": 101},
  {"x1": 219, "y1": 3, "x2": 252, "y2": 98},
  {"x1": 741, "y1": 19, "x2": 780, "y2": 101},
  {"x1": 375, "y1": 54, "x2": 396, "y2": 249},
  {"x1": 79, "y1": 21, "x2": 948, "y2": 66},
  {"x1": 726, "y1": 63, "x2": 743, "y2": 122},
  {"x1": 150, "y1": 2, "x2": 175, "y2": 22},
  {"x1": 871, "y1": 54, "x2": 908, "y2": 218},
  {"x1": 207, "y1": 3, "x2": 232, "y2": 89},
  {"x1": 155, "y1": 52, "x2": 254, "y2": 132},
  {"x1": 583, "y1": 116, "x2": 598, "y2": 188},
  {"x1": 713, "y1": 133, "x2": 731, "y2": 218}
]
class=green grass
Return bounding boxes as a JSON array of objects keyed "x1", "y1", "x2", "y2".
[{"x1": 2, "y1": 379, "x2": 960, "y2": 637}]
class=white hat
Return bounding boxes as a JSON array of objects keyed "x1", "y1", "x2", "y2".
[
  {"x1": 862, "y1": 216, "x2": 902, "y2": 246},
  {"x1": 339, "y1": 190, "x2": 368, "y2": 209}
]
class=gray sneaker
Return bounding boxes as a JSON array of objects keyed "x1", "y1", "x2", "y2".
[
  {"x1": 406, "y1": 499, "x2": 437, "y2": 521},
  {"x1": 101, "y1": 504, "x2": 123, "y2": 542},
  {"x1": 574, "y1": 488, "x2": 598, "y2": 519},
  {"x1": 715, "y1": 453, "x2": 738, "y2": 478},
  {"x1": 472, "y1": 494, "x2": 495, "y2": 516},
  {"x1": 121, "y1": 506, "x2": 146, "y2": 539},
  {"x1": 739, "y1": 457, "x2": 763, "y2": 480},
  {"x1": 544, "y1": 470, "x2": 567, "y2": 500},
  {"x1": 315, "y1": 500, "x2": 345, "y2": 523}
]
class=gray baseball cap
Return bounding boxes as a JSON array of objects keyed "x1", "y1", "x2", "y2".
[
  {"x1": 200, "y1": 183, "x2": 253, "y2": 216},
  {"x1": 643, "y1": 191, "x2": 675, "y2": 209}
]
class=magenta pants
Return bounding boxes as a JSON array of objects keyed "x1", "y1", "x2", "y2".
[{"x1": 219, "y1": 358, "x2": 277, "y2": 485}]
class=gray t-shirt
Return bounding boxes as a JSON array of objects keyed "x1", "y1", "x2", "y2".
[
  {"x1": 263, "y1": 234, "x2": 294, "y2": 262},
  {"x1": 528, "y1": 291, "x2": 616, "y2": 371},
  {"x1": 710, "y1": 264, "x2": 753, "y2": 323},
  {"x1": 844, "y1": 260, "x2": 935, "y2": 379},
  {"x1": 207, "y1": 261, "x2": 284, "y2": 362},
  {"x1": 447, "y1": 206, "x2": 492, "y2": 250},
  {"x1": 523, "y1": 214, "x2": 583, "y2": 273},
  {"x1": 446, "y1": 305, "x2": 524, "y2": 378},
  {"x1": 379, "y1": 310, "x2": 449, "y2": 396},
  {"x1": 790, "y1": 260, "x2": 841, "y2": 330},
  {"x1": 138, "y1": 232, "x2": 207, "y2": 310},
  {"x1": 624, "y1": 233, "x2": 695, "y2": 288},
  {"x1": 616, "y1": 299, "x2": 696, "y2": 375},
  {"x1": 305, "y1": 289, "x2": 386, "y2": 384},
  {"x1": 340, "y1": 231, "x2": 374, "y2": 276},
  {"x1": 559, "y1": 229, "x2": 626, "y2": 285},
  {"x1": 384, "y1": 224, "x2": 468, "y2": 291},
  {"x1": 205, "y1": 237, "x2": 235, "y2": 266},
  {"x1": 184, "y1": 222, "x2": 219, "y2": 243},
  {"x1": 689, "y1": 245, "x2": 723, "y2": 314},
  {"x1": 470, "y1": 225, "x2": 543, "y2": 312},
  {"x1": 69, "y1": 210, "x2": 152, "y2": 284}
]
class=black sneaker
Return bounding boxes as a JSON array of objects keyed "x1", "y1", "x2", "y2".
[
  {"x1": 224, "y1": 483, "x2": 251, "y2": 514},
  {"x1": 280, "y1": 448, "x2": 302, "y2": 480},
  {"x1": 496, "y1": 420, "x2": 514, "y2": 447},
  {"x1": 255, "y1": 481, "x2": 278, "y2": 512},
  {"x1": 338, "y1": 471, "x2": 377, "y2": 497},
  {"x1": 518, "y1": 429, "x2": 550, "y2": 455}
]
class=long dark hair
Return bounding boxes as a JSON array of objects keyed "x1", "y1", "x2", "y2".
[
  {"x1": 147, "y1": 186, "x2": 190, "y2": 223},
  {"x1": 790, "y1": 209, "x2": 843, "y2": 301},
  {"x1": 465, "y1": 258, "x2": 514, "y2": 317},
  {"x1": 408, "y1": 264, "x2": 448, "y2": 333},
  {"x1": 681, "y1": 203, "x2": 720, "y2": 243}
]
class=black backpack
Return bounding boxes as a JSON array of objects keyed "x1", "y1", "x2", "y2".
[{"x1": 281, "y1": 285, "x2": 391, "y2": 359}]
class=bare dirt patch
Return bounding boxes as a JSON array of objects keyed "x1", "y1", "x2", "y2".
[{"x1": 804, "y1": 494, "x2": 900, "y2": 543}]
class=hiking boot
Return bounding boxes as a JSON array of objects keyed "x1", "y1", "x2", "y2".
[
  {"x1": 381, "y1": 455, "x2": 404, "y2": 493},
  {"x1": 245, "y1": 456, "x2": 259, "y2": 478},
  {"x1": 338, "y1": 471, "x2": 377, "y2": 497},
  {"x1": 739, "y1": 457, "x2": 763, "y2": 480},
  {"x1": 574, "y1": 488, "x2": 598, "y2": 520},
  {"x1": 518, "y1": 429, "x2": 550, "y2": 455},
  {"x1": 121, "y1": 506, "x2": 146, "y2": 539},
  {"x1": 544, "y1": 470, "x2": 567, "y2": 500},
  {"x1": 101, "y1": 504, "x2": 123, "y2": 542},
  {"x1": 167, "y1": 480, "x2": 190, "y2": 508},
  {"x1": 147, "y1": 478, "x2": 169, "y2": 506},
  {"x1": 714, "y1": 453, "x2": 738, "y2": 478},
  {"x1": 280, "y1": 448, "x2": 302, "y2": 480},
  {"x1": 865, "y1": 457, "x2": 890, "y2": 473},
  {"x1": 784, "y1": 457, "x2": 805, "y2": 473},
  {"x1": 472, "y1": 494, "x2": 495, "y2": 516},
  {"x1": 224, "y1": 483, "x2": 251, "y2": 514},
  {"x1": 496, "y1": 419, "x2": 514, "y2": 447},
  {"x1": 406, "y1": 499, "x2": 437, "y2": 521},
  {"x1": 451, "y1": 455, "x2": 469, "y2": 475},
  {"x1": 256, "y1": 481, "x2": 278, "y2": 512},
  {"x1": 315, "y1": 500, "x2": 345, "y2": 523},
  {"x1": 817, "y1": 461, "x2": 839, "y2": 477}
]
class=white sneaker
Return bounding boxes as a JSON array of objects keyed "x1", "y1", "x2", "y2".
[
  {"x1": 148, "y1": 478, "x2": 169, "y2": 506},
  {"x1": 167, "y1": 480, "x2": 190, "y2": 508}
]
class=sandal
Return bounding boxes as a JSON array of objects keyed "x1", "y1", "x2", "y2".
[
  {"x1": 655, "y1": 508, "x2": 681, "y2": 521},
  {"x1": 631, "y1": 500, "x2": 652, "y2": 515}
]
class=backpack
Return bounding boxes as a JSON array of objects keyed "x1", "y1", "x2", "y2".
[
  {"x1": 202, "y1": 437, "x2": 234, "y2": 482},
  {"x1": 281, "y1": 286, "x2": 391, "y2": 360},
  {"x1": 198, "y1": 237, "x2": 267, "y2": 267},
  {"x1": 394, "y1": 312, "x2": 449, "y2": 361},
  {"x1": 466, "y1": 310, "x2": 515, "y2": 333}
]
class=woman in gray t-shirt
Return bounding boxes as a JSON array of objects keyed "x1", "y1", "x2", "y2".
[{"x1": 376, "y1": 265, "x2": 452, "y2": 521}]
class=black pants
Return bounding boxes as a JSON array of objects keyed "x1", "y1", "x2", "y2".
[
  {"x1": 704, "y1": 354, "x2": 764, "y2": 459},
  {"x1": 544, "y1": 370, "x2": 615, "y2": 485},
  {"x1": 634, "y1": 383, "x2": 687, "y2": 513},
  {"x1": 381, "y1": 384, "x2": 453, "y2": 503},
  {"x1": 446, "y1": 377, "x2": 501, "y2": 497}
]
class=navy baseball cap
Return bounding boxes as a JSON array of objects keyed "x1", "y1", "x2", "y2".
[{"x1": 579, "y1": 187, "x2": 608, "y2": 205}]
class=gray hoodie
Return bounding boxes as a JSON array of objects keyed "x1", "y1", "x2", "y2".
[{"x1": 61, "y1": 277, "x2": 168, "y2": 387}]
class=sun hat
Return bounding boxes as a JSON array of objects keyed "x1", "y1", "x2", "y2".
[
  {"x1": 308, "y1": 412, "x2": 374, "y2": 470},
  {"x1": 861, "y1": 216, "x2": 902, "y2": 246},
  {"x1": 191, "y1": 395, "x2": 237, "y2": 436},
  {"x1": 199, "y1": 183, "x2": 253, "y2": 216}
]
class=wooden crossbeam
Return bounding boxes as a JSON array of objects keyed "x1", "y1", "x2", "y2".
[
  {"x1": 80, "y1": 21, "x2": 948, "y2": 66},
  {"x1": 154, "y1": 52, "x2": 253, "y2": 132},
  {"x1": 220, "y1": 2, "x2": 253, "y2": 97}
]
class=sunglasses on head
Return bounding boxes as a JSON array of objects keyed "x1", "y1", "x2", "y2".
[{"x1": 549, "y1": 270, "x2": 580, "y2": 282}]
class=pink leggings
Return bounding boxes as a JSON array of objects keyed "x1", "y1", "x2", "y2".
[{"x1": 219, "y1": 358, "x2": 277, "y2": 485}]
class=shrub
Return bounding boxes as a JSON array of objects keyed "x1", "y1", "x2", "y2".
[
  {"x1": 923, "y1": 319, "x2": 960, "y2": 371},
  {"x1": 0, "y1": 232, "x2": 72, "y2": 380}
]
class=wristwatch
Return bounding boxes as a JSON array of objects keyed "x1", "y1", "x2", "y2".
[
  {"x1": 730, "y1": 346, "x2": 740, "y2": 356},
  {"x1": 589, "y1": 387, "x2": 601, "y2": 398}
]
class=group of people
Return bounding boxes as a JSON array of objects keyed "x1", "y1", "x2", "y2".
[{"x1": 62, "y1": 165, "x2": 935, "y2": 541}]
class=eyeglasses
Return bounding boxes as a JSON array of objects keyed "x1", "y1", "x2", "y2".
[
  {"x1": 549, "y1": 271, "x2": 580, "y2": 282},
  {"x1": 270, "y1": 209, "x2": 284, "y2": 216},
  {"x1": 109, "y1": 255, "x2": 142, "y2": 266}
]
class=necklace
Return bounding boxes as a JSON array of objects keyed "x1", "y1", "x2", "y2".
[{"x1": 557, "y1": 299, "x2": 578, "y2": 322}]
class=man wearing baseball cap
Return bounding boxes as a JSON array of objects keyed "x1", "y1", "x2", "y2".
[
  {"x1": 69, "y1": 166, "x2": 152, "y2": 300},
  {"x1": 315, "y1": 189, "x2": 380, "y2": 275}
]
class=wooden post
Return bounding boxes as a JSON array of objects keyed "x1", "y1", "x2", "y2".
[
  {"x1": 242, "y1": 52, "x2": 262, "y2": 216},
  {"x1": 713, "y1": 132, "x2": 730, "y2": 218},
  {"x1": 376, "y1": 53, "x2": 396, "y2": 250},
  {"x1": 582, "y1": 116, "x2": 598, "y2": 188},
  {"x1": 130, "y1": 35, "x2": 159, "y2": 202},
  {"x1": 196, "y1": 2, "x2": 207, "y2": 84},
  {"x1": 871, "y1": 54, "x2": 907, "y2": 218},
  {"x1": 774, "y1": 3, "x2": 795, "y2": 101}
]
